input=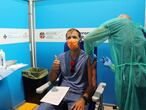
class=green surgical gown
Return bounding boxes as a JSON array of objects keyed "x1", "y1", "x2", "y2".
[{"x1": 84, "y1": 18, "x2": 146, "y2": 110}]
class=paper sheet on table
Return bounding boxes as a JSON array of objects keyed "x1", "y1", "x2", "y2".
[
  {"x1": 7, "y1": 63, "x2": 28, "y2": 70},
  {"x1": 0, "y1": 68, "x2": 13, "y2": 80},
  {"x1": 40, "y1": 86, "x2": 70, "y2": 105},
  {"x1": 0, "y1": 63, "x2": 28, "y2": 80}
]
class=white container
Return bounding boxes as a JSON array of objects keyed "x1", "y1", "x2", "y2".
[{"x1": 0, "y1": 49, "x2": 6, "y2": 68}]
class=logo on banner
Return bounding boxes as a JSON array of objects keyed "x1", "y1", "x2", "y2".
[
  {"x1": 3, "y1": 34, "x2": 7, "y2": 39},
  {"x1": 39, "y1": 32, "x2": 46, "y2": 39}
]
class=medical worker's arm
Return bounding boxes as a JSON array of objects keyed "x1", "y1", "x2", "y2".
[
  {"x1": 71, "y1": 59, "x2": 97, "y2": 110},
  {"x1": 84, "y1": 26, "x2": 110, "y2": 56},
  {"x1": 49, "y1": 56, "x2": 60, "y2": 83}
]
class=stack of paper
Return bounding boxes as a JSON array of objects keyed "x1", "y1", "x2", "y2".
[
  {"x1": 7, "y1": 63, "x2": 28, "y2": 71},
  {"x1": 0, "y1": 63, "x2": 28, "y2": 80},
  {"x1": 0, "y1": 68, "x2": 13, "y2": 80}
]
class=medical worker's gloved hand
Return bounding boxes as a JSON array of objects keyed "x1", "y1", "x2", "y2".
[
  {"x1": 102, "y1": 57, "x2": 112, "y2": 67},
  {"x1": 102, "y1": 57, "x2": 115, "y2": 72},
  {"x1": 52, "y1": 55, "x2": 60, "y2": 72}
]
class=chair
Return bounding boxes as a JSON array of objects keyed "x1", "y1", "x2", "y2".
[{"x1": 36, "y1": 41, "x2": 106, "y2": 110}]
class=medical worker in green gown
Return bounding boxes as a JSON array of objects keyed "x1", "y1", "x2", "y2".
[{"x1": 84, "y1": 14, "x2": 146, "y2": 110}]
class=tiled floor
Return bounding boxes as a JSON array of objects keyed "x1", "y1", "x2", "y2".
[{"x1": 15, "y1": 102, "x2": 38, "y2": 110}]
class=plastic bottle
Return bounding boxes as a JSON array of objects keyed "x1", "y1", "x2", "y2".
[{"x1": 0, "y1": 49, "x2": 6, "y2": 68}]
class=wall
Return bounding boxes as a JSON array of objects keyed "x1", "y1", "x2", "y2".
[
  {"x1": 0, "y1": 0, "x2": 30, "y2": 109},
  {"x1": 35, "y1": 0, "x2": 145, "y2": 104}
]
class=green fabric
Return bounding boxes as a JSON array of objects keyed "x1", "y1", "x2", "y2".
[
  {"x1": 109, "y1": 64, "x2": 115, "y2": 72},
  {"x1": 84, "y1": 18, "x2": 146, "y2": 110}
]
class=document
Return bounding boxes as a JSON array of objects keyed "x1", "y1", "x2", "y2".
[
  {"x1": 0, "y1": 63, "x2": 27, "y2": 80},
  {"x1": 7, "y1": 63, "x2": 28, "y2": 70},
  {"x1": 0, "y1": 68, "x2": 13, "y2": 80},
  {"x1": 40, "y1": 86, "x2": 70, "y2": 105}
]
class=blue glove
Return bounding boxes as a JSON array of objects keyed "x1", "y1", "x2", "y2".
[{"x1": 102, "y1": 57, "x2": 112, "y2": 67}]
